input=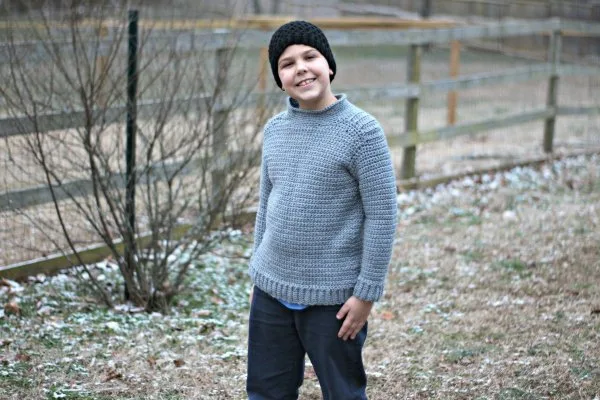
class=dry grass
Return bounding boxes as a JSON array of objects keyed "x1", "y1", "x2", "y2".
[
  {"x1": 1, "y1": 154, "x2": 599, "y2": 399},
  {"x1": 362, "y1": 166, "x2": 600, "y2": 399}
]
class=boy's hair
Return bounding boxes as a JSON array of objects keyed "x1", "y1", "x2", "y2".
[{"x1": 268, "y1": 20, "x2": 337, "y2": 89}]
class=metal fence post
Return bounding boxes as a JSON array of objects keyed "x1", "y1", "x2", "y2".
[
  {"x1": 125, "y1": 9, "x2": 139, "y2": 269},
  {"x1": 544, "y1": 29, "x2": 561, "y2": 153},
  {"x1": 401, "y1": 44, "x2": 422, "y2": 180}
]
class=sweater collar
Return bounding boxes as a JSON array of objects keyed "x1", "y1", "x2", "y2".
[{"x1": 287, "y1": 94, "x2": 348, "y2": 116}]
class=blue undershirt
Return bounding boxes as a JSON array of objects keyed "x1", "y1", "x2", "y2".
[{"x1": 278, "y1": 299, "x2": 308, "y2": 310}]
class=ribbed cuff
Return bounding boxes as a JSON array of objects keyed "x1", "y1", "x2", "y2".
[{"x1": 352, "y1": 278, "x2": 384, "y2": 302}]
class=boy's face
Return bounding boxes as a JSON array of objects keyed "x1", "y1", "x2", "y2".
[{"x1": 277, "y1": 44, "x2": 335, "y2": 110}]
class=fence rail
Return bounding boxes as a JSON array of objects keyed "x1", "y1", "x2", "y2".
[
  {"x1": 3, "y1": 18, "x2": 600, "y2": 63},
  {"x1": 2, "y1": 63, "x2": 598, "y2": 139},
  {"x1": 0, "y1": 94, "x2": 213, "y2": 138},
  {"x1": 343, "y1": 0, "x2": 600, "y2": 19},
  {"x1": 0, "y1": 147, "x2": 260, "y2": 212}
]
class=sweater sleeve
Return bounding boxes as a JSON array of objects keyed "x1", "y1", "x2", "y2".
[
  {"x1": 352, "y1": 121, "x2": 398, "y2": 302},
  {"x1": 252, "y1": 141, "x2": 272, "y2": 255}
]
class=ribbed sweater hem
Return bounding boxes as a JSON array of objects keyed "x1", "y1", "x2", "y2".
[
  {"x1": 250, "y1": 267, "x2": 386, "y2": 305},
  {"x1": 250, "y1": 267, "x2": 354, "y2": 306}
]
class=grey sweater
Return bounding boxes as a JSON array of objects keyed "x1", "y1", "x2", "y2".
[{"x1": 249, "y1": 94, "x2": 398, "y2": 305}]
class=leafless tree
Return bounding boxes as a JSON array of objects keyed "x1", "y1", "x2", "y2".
[{"x1": 1, "y1": 0, "x2": 274, "y2": 312}]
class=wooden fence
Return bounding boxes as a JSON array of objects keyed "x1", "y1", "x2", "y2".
[
  {"x1": 341, "y1": 0, "x2": 600, "y2": 20},
  {"x1": 339, "y1": 1, "x2": 600, "y2": 59},
  {"x1": 1, "y1": 16, "x2": 599, "y2": 276}
]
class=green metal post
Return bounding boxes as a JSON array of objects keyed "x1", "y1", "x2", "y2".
[{"x1": 125, "y1": 9, "x2": 139, "y2": 285}]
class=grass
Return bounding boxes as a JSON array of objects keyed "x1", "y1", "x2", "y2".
[
  {"x1": 462, "y1": 249, "x2": 485, "y2": 262},
  {"x1": 1, "y1": 156, "x2": 600, "y2": 399},
  {"x1": 496, "y1": 388, "x2": 539, "y2": 400},
  {"x1": 497, "y1": 258, "x2": 528, "y2": 273},
  {"x1": 443, "y1": 346, "x2": 489, "y2": 363}
]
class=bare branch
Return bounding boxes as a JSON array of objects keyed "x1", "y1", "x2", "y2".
[{"x1": 3, "y1": 4, "x2": 274, "y2": 312}]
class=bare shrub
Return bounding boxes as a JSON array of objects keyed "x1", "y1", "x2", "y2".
[{"x1": 1, "y1": 0, "x2": 274, "y2": 311}]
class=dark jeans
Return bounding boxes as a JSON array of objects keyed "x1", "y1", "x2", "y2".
[{"x1": 247, "y1": 287, "x2": 368, "y2": 400}]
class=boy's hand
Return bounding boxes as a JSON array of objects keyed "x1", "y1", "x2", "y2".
[{"x1": 336, "y1": 296, "x2": 373, "y2": 341}]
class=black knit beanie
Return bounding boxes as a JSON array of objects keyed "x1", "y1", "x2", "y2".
[{"x1": 268, "y1": 20, "x2": 336, "y2": 89}]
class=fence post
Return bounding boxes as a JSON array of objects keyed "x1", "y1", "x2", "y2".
[
  {"x1": 125, "y1": 9, "x2": 139, "y2": 235},
  {"x1": 544, "y1": 29, "x2": 561, "y2": 153},
  {"x1": 211, "y1": 47, "x2": 230, "y2": 211},
  {"x1": 447, "y1": 40, "x2": 461, "y2": 125},
  {"x1": 420, "y1": 0, "x2": 433, "y2": 52},
  {"x1": 124, "y1": 9, "x2": 139, "y2": 294},
  {"x1": 258, "y1": 46, "x2": 268, "y2": 118},
  {"x1": 401, "y1": 44, "x2": 422, "y2": 180},
  {"x1": 95, "y1": 22, "x2": 109, "y2": 108}
]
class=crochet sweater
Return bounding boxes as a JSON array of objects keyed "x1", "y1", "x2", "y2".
[{"x1": 249, "y1": 94, "x2": 398, "y2": 305}]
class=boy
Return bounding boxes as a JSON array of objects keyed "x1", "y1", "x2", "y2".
[{"x1": 247, "y1": 20, "x2": 398, "y2": 399}]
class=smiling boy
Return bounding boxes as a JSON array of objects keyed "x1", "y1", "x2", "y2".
[
  {"x1": 247, "y1": 20, "x2": 398, "y2": 399},
  {"x1": 277, "y1": 43, "x2": 337, "y2": 110}
]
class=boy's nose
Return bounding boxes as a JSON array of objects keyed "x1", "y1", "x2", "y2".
[{"x1": 296, "y1": 62, "x2": 307, "y2": 73}]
